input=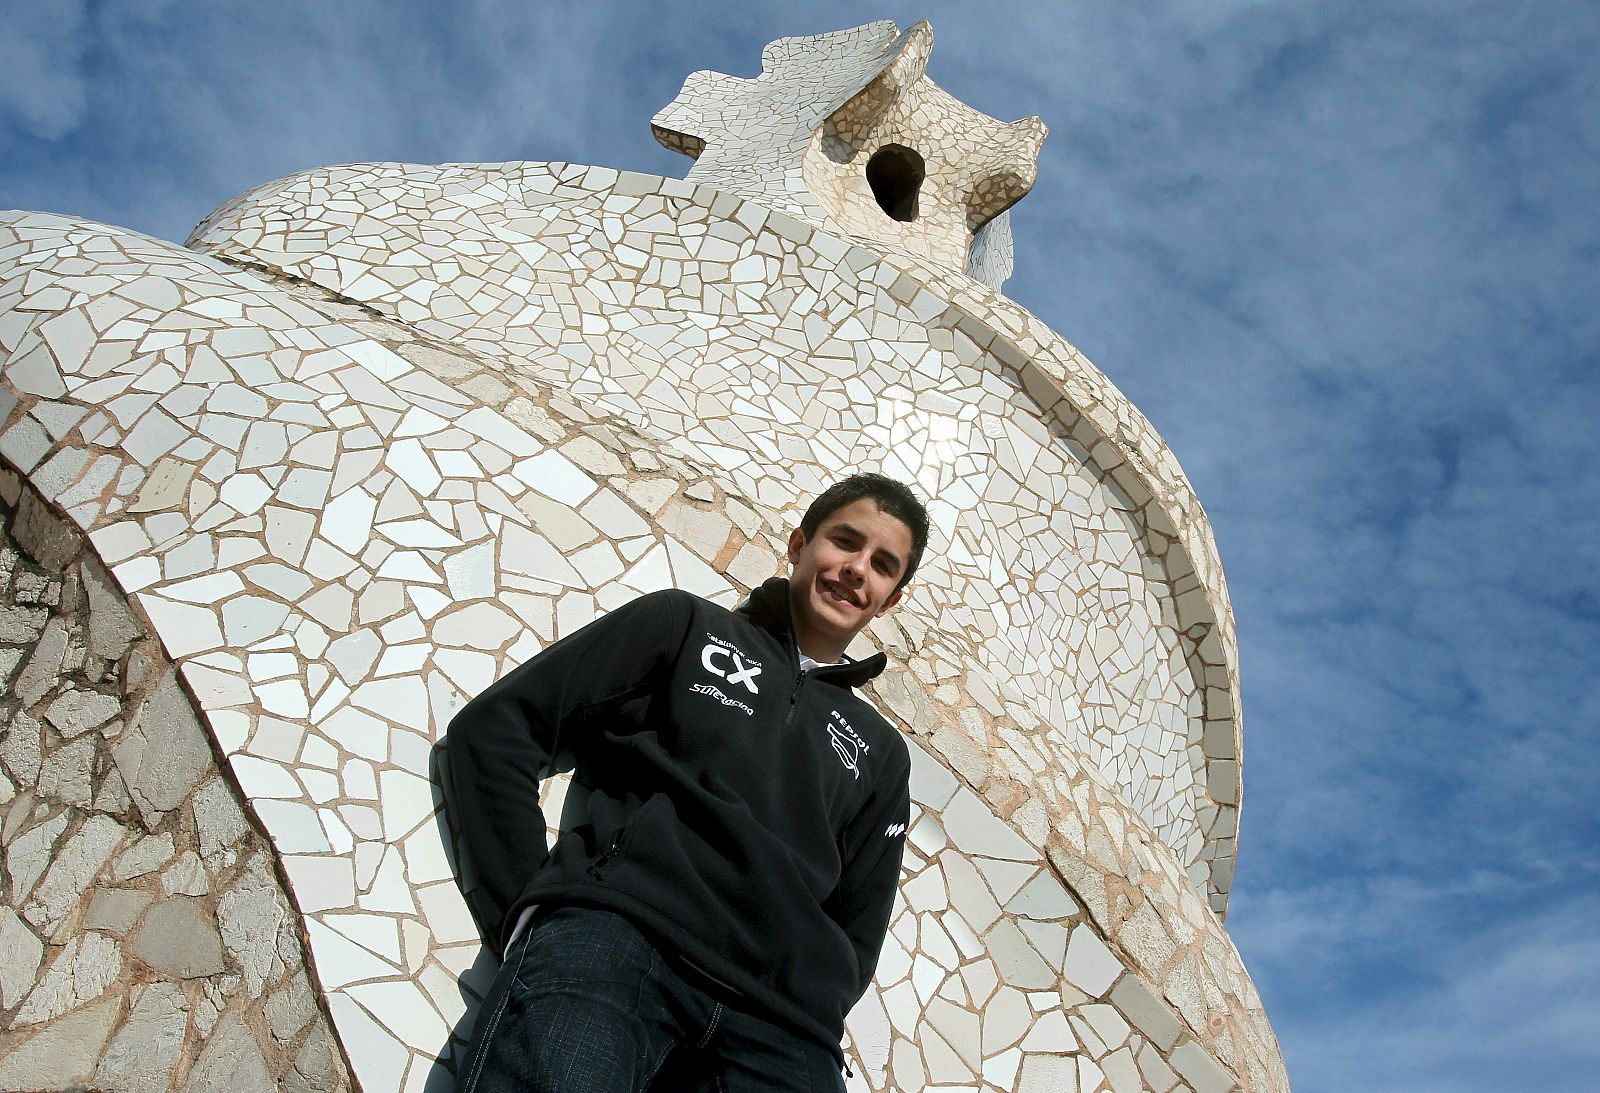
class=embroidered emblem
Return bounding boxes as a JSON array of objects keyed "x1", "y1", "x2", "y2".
[
  {"x1": 700, "y1": 636, "x2": 763, "y2": 694},
  {"x1": 825, "y1": 709, "x2": 870, "y2": 780},
  {"x1": 690, "y1": 682, "x2": 755, "y2": 716}
]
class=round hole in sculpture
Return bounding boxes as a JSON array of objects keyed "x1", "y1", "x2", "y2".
[{"x1": 866, "y1": 144, "x2": 925, "y2": 222}]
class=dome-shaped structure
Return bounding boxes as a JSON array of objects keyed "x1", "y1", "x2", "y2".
[{"x1": 0, "y1": 21, "x2": 1285, "y2": 1093}]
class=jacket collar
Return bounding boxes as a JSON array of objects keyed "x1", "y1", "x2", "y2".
[{"x1": 740, "y1": 577, "x2": 888, "y2": 686}]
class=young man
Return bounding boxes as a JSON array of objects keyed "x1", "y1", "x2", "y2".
[{"x1": 443, "y1": 473, "x2": 930, "y2": 1093}]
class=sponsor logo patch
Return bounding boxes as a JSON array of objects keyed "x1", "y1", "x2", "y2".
[
  {"x1": 691, "y1": 682, "x2": 755, "y2": 717},
  {"x1": 825, "y1": 709, "x2": 870, "y2": 780},
  {"x1": 700, "y1": 635, "x2": 763, "y2": 695}
]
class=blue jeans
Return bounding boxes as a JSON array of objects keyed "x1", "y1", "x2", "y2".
[{"x1": 454, "y1": 906, "x2": 849, "y2": 1093}]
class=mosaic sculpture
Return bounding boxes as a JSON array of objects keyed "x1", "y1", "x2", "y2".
[{"x1": 0, "y1": 20, "x2": 1287, "y2": 1093}]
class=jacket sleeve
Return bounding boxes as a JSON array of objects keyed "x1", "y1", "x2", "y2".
[
  {"x1": 829, "y1": 739, "x2": 912, "y2": 1002},
  {"x1": 440, "y1": 589, "x2": 690, "y2": 950}
]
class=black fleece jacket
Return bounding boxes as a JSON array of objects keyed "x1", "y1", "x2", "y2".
[{"x1": 441, "y1": 577, "x2": 911, "y2": 1057}]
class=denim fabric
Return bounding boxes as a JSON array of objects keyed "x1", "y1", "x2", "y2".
[{"x1": 454, "y1": 906, "x2": 848, "y2": 1093}]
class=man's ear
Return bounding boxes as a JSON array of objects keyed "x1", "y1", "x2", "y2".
[
  {"x1": 785, "y1": 526, "x2": 807, "y2": 564},
  {"x1": 875, "y1": 585, "x2": 906, "y2": 617}
]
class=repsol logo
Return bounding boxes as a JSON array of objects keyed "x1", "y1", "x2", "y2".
[
  {"x1": 700, "y1": 636, "x2": 762, "y2": 695},
  {"x1": 826, "y1": 709, "x2": 870, "y2": 780}
]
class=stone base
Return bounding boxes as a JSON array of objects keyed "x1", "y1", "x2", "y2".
[{"x1": 0, "y1": 466, "x2": 353, "y2": 1093}]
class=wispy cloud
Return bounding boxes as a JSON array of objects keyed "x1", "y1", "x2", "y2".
[
  {"x1": 1001, "y1": 4, "x2": 1600, "y2": 1085},
  {"x1": 0, "y1": 0, "x2": 90, "y2": 140},
  {"x1": 0, "y1": 1, "x2": 692, "y2": 240},
  {"x1": 1236, "y1": 885, "x2": 1600, "y2": 1092}
]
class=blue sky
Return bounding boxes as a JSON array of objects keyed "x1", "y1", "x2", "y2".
[{"x1": 4, "y1": 2, "x2": 1597, "y2": 1089}]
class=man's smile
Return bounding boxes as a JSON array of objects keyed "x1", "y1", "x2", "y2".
[{"x1": 820, "y1": 578, "x2": 862, "y2": 608}]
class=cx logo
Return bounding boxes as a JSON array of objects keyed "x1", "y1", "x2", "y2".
[{"x1": 701, "y1": 642, "x2": 762, "y2": 695}]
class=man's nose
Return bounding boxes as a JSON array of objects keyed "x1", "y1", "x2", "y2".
[{"x1": 841, "y1": 551, "x2": 868, "y2": 581}]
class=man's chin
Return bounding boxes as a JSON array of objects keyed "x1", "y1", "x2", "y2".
[{"x1": 810, "y1": 591, "x2": 863, "y2": 629}]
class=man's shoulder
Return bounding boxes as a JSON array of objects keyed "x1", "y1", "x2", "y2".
[
  {"x1": 624, "y1": 588, "x2": 779, "y2": 659},
  {"x1": 630, "y1": 586, "x2": 734, "y2": 612},
  {"x1": 615, "y1": 586, "x2": 721, "y2": 624},
  {"x1": 634, "y1": 587, "x2": 744, "y2": 630},
  {"x1": 584, "y1": 588, "x2": 715, "y2": 659}
]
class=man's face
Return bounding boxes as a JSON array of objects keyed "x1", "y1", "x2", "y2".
[{"x1": 786, "y1": 498, "x2": 913, "y2": 658}]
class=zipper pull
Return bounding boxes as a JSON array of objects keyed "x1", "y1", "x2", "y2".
[
  {"x1": 784, "y1": 671, "x2": 805, "y2": 727},
  {"x1": 587, "y1": 828, "x2": 626, "y2": 879}
]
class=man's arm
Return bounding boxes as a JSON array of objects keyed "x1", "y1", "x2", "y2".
[
  {"x1": 829, "y1": 746, "x2": 912, "y2": 1002},
  {"x1": 440, "y1": 589, "x2": 691, "y2": 949}
]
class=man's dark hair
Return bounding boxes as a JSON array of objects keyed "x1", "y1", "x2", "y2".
[{"x1": 800, "y1": 473, "x2": 930, "y2": 591}]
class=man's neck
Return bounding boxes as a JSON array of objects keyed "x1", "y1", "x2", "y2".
[
  {"x1": 792, "y1": 624, "x2": 851, "y2": 665},
  {"x1": 798, "y1": 649, "x2": 840, "y2": 672},
  {"x1": 787, "y1": 584, "x2": 851, "y2": 663}
]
